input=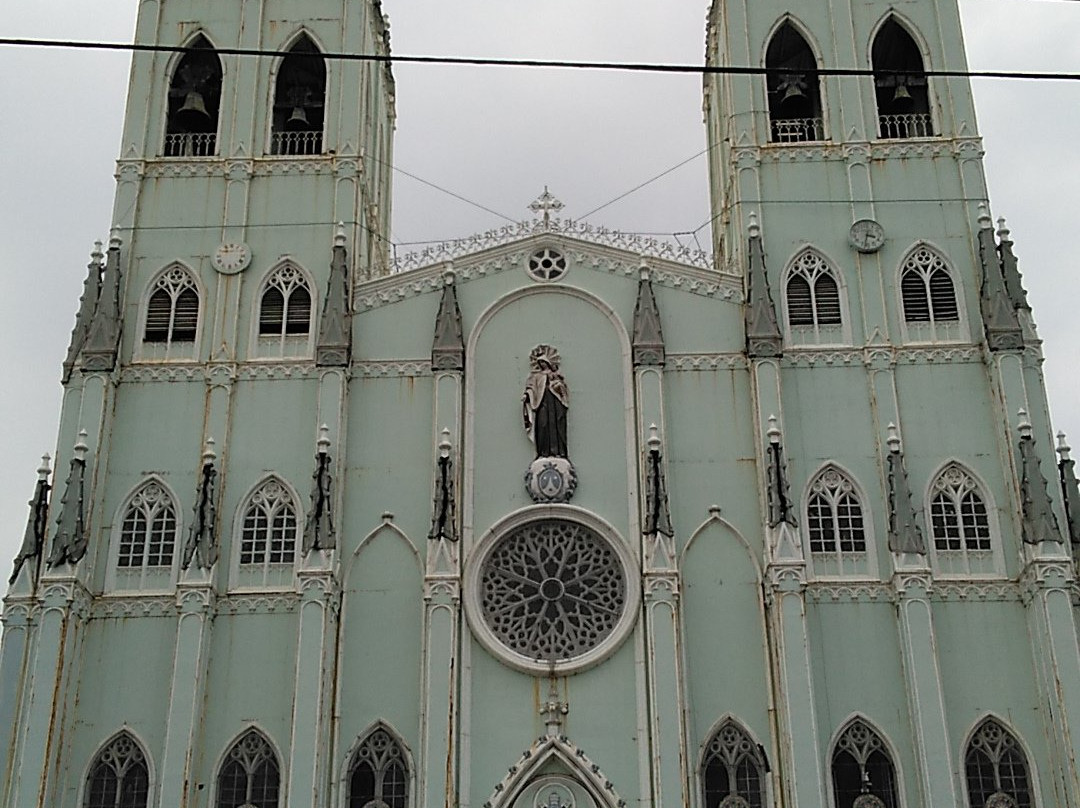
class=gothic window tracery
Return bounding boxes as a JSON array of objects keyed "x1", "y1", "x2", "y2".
[
  {"x1": 84, "y1": 732, "x2": 150, "y2": 808},
  {"x1": 236, "y1": 478, "x2": 298, "y2": 588},
  {"x1": 271, "y1": 35, "x2": 326, "y2": 156},
  {"x1": 347, "y1": 727, "x2": 410, "y2": 808},
  {"x1": 831, "y1": 719, "x2": 900, "y2": 808},
  {"x1": 765, "y1": 21, "x2": 824, "y2": 143},
  {"x1": 872, "y1": 18, "x2": 934, "y2": 139},
  {"x1": 785, "y1": 250, "x2": 845, "y2": 345},
  {"x1": 702, "y1": 720, "x2": 767, "y2": 808},
  {"x1": 112, "y1": 481, "x2": 178, "y2": 591},
  {"x1": 964, "y1": 718, "x2": 1033, "y2": 808},
  {"x1": 143, "y1": 266, "x2": 200, "y2": 359},
  {"x1": 256, "y1": 263, "x2": 313, "y2": 357},
  {"x1": 900, "y1": 246, "x2": 961, "y2": 342},
  {"x1": 805, "y1": 467, "x2": 869, "y2": 576},
  {"x1": 216, "y1": 729, "x2": 280, "y2": 808},
  {"x1": 164, "y1": 34, "x2": 222, "y2": 157},
  {"x1": 929, "y1": 464, "x2": 997, "y2": 576}
]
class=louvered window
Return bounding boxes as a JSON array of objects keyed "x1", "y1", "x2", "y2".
[
  {"x1": 258, "y1": 264, "x2": 313, "y2": 356},
  {"x1": 902, "y1": 247, "x2": 959, "y2": 327},
  {"x1": 786, "y1": 251, "x2": 844, "y2": 342},
  {"x1": 143, "y1": 267, "x2": 199, "y2": 354}
]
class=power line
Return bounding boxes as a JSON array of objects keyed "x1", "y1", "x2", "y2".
[{"x1": 2, "y1": 37, "x2": 1080, "y2": 81}]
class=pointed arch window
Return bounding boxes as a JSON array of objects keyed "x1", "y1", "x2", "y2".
[
  {"x1": 164, "y1": 35, "x2": 222, "y2": 157},
  {"x1": 786, "y1": 251, "x2": 844, "y2": 344},
  {"x1": 872, "y1": 18, "x2": 934, "y2": 139},
  {"x1": 900, "y1": 246, "x2": 961, "y2": 342},
  {"x1": 84, "y1": 733, "x2": 150, "y2": 808},
  {"x1": 256, "y1": 263, "x2": 313, "y2": 357},
  {"x1": 702, "y1": 720, "x2": 767, "y2": 808},
  {"x1": 347, "y1": 727, "x2": 410, "y2": 808},
  {"x1": 831, "y1": 720, "x2": 900, "y2": 808},
  {"x1": 806, "y1": 467, "x2": 869, "y2": 576},
  {"x1": 112, "y1": 481, "x2": 178, "y2": 591},
  {"x1": 766, "y1": 22, "x2": 824, "y2": 142},
  {"x1": 929, "y1": 464, "x2": 997, "y2": 576},
  {"x1": 965, "y1": 718, "x2": 1033, "y2": 808},
  {"x1": 271, "y1": 36, "x2": 326, "y2": 156},
  {"x1": 142, "y1": 266, "x2": 199, "y2": 361},
  {"x1": 217, "y1": 729, "x2": 280, "y2": 808},
  {"x1": 236, "y1": 479, "x2": 298, "y2": 589}
]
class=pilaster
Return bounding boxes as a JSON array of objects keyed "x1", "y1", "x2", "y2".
[
  {"x1": 159, "y1": 573, "x2": 217, "y2": 807},
  {"x1": 0, "y1": 598, "x2": 35, "y2": 807}
]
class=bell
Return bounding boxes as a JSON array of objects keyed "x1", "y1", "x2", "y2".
[
  {"x1": 892, "y1": 83, "x2": 914, "y2": 111},
  {"x1": 781, "y1": 83, "x2": 806, "y2": 104},
  {"x1": 285, "y1": 106, "x2": 310, "y2": 131},
  {"x1": 174, "y1": 91, "x2": 211, "y2": 129}
]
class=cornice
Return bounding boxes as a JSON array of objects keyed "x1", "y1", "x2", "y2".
[{"x1": 735, "y1": 136, "x2": 983, "y2": 165}]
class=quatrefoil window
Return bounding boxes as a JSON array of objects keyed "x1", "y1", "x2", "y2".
[{"x1": 528, "y1": 248, "x2": 568, "y2": 282}]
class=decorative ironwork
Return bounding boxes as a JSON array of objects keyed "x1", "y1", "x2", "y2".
[
  {"x1": 771, "y1": 117, "x2": 825, "y2": 143},
  {"x1": 479, "y1": 519, "x2": 627, "y2": 663},
  {"x1": 163, "y1": 132, "x2": 217, "y2": 157},
  {"x1": 877, "y1": 113, "x2": 933, "y2": 139},
  {"x1": 270, "y1": 130, "x2": 323, "y2": 156}
]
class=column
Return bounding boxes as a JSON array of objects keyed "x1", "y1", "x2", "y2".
[{"x1": 0, "y1": 598, "x2": 34, "y2": 805}]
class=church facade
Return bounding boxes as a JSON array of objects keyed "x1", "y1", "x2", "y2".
[{"x1": 4, "y1": 1, "x2": 1080, "y2": 808}]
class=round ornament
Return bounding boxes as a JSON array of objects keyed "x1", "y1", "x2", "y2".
[
  {"x1": 212, "y1": 242, "x2": 252, "y2": 274},
  {"x1": 848, "y1": 219, "x2": 885, "y2": 253}
]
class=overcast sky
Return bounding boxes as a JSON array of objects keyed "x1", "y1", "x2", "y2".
[{"x1": 0, "y1": 0, "x2": 1077, "y2": 588}]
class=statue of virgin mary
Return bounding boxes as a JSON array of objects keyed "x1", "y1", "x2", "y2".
[{"x1": 522, "y1": 344, "x2": 570, "y2": 459}]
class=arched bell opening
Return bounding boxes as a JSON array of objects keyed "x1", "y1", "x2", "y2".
[
  {"x1": 765, "y1": 22, "x2": 824, "y2": 143},
  {"x1": 164, "y1": 35, "x2": 222, "y2": 157},
  {"x1": 271, "y1": 35, "x2": 327, "y2": 156},
  {"x1": 872, "y1": 18, "x2": 933, "y2": 138}
]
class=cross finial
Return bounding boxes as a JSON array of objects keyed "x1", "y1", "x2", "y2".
[
  {"x1": 540, "y1": 676, "x2": 568, "y2": 737},
  {"x1": 529, "y1": 186, "x2": 565, "y2": 227}
]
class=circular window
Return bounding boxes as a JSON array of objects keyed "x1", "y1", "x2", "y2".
[
  {"x1": 465, "y1": 507, "x2": 640, "y2": 675},
  {"x1": 528, "y1": 248, "x2": 568, "y2": 282}
]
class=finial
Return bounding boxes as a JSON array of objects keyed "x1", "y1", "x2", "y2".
[
  {"x1": 108, "y1": 229, "x2": 122, "y2": 251},
  {"x1": 748, "y1": 211, "x2": 760, "y2": 238},
  {"x1": 381, "y1": 511, "x2": 394, "y2": 523},
  {"x1": 442, "y1": 262, "x2": 456, "y2": 285},
  {"x1": 317, "y1": 424, "x2": 331, "y2": 455},
  {"x1": 766, "y1": 414, "x2": 781, "y2": 445},
  {"x1": 73, "y1": 429, "x2": 89, "y2": 462},
  {"x1": 1017, "y1": 408, "x2": 1032, "y2": 440},
  {"x1": 91, "y1": 241, "x2": 104, "y2": 263},
  {"x1": 977, "y1": 203, "x2": 993, "y2": 230},
  {"x1": 439, "y1": 427, "x2": 452, "y2": 459},
  {"x1": 38, "y1": 453, "x2": 52, "y2": 480},
  {"x1": 528, "y1": 186, "x2": 564, "y2": 226},
  {"x1": 639, "y1": 258, "x2": 651, "y2": 282},
  {"x1": 647, "y1": 423, "x2": 661, "y2": 453},
  {"x1": 708, "y1": 504, "x2": 722, "y2": 517},
  {"x1": 1057, "y1": 431, "x2": 1072, "y2": 462},
  {"x1": 334, "y1": 221, "x2": 346, "y2": 248},
  {"x1": 886, "y1": 422, "x2": 901, "y2": 453},
  {"x1": 202, "y1": 436, "x2": 217, "y2": 464},
  {"x1": 996, "y1": 217, "x2": 1010, "y2": 241}
]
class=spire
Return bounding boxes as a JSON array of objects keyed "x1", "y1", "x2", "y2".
[
  {"x1": 632, "y1": 263, "x2": 665, "y2": 367},
  {"x1": 303, "y1": 425, "x2": 337, "y2": 552},
  {"x1": 744, "y1": 214, "x2": 783, "y2": 358},
  {"x1": 1057, "y1": 432, "x2": 1080, "y2": 546},
  {"x1": 976, "y1": 205, "x2": 1023, "y2": 352},
  {"x1": 182, "y1": 437, "x2": 220, "y2": 570},
  {"x1": 885, "y1": 425, "x2": 926, "y2": 555},
  {"x1": 46, "y1": 430, "x2": 90, "y2": 567},
  {"x1": 62, "y1": 242, "x2": 104, "y2": 383},
  {"x1": 996, "y1": 217, "x2": 1031, "y2": 312},
  {"x1": 316, "y1": 223, "x2": 353, "y2": 366},
  {"x1": 1016, "y1": 410, "x2": 1062, "y2": 545},
  {"x1": 431, "y1": 266, "x2": 465, "y2": 371},
  {"x1": 8, "y1": 454, "x2": 53, "y2": 586},
  {"x1": 81, "y1": 232, "x2": 123, "y2": 371}
]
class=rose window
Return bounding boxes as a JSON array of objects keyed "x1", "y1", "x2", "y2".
[
  {"x1": 528, "y1": 248, "x2": 568, "y2": 281},
  {"x1": 479, "y1": 519, "x2": 627, "y2": 664}
]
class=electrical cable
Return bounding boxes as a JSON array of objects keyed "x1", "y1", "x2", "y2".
[{"x1": 2, "y1": 37, "x2": 1080, "y2": 81}]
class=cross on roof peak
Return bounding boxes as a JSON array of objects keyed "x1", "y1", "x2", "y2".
[{"x1": 529, "y1": 186, "x2": 565, "y2": 225}]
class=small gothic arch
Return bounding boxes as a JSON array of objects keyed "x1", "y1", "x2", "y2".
[
  {"x1": 802, "y1": 463, "x2": 875, "y2": 578},
  {"x1": 231, "y1": 475, "x2": 303, "y2": 590},
  {"x1": 483, "y1": 736, "x2": 623, "y2": 808},
  {"x1": 924, "y1": 460, "x2": 1003, "y2": 577},
  {"x1": 699, "y1": 717, "x2": 769, "y2": 808},
  {"x1": 827, "y1": 716, "x2": 902, "y2": 808},
  {"x1": 252, "y1": 259, "x2": 316, "y2": 359},
  {"x1": 82, "y1": 730, "x2": 152, "y2": 808},
  {"x1": 342, "y1": 722, "x2": 413, "y2": 808},
  {"x1": 782, "y1": 248, "x2": 849, "y2": 346},
  {"x1": 763, "y1": 17, "x2": 825, "y2": 143},
  {"x1": 214, "y1": 726, "x2": 283, "y2": 808},
  {"x1": 897, "y1": 242, "x2": 965, "y2": 343},
  {"x1": 681, "y1": 508, "x2": 763, "y2": 583},
  {"x1": 138, "y1": 262, "x2": 203, "y2": 361},
  {"x1": 107, "y1": 475, "x2": 181, "y2": 592},
  {"x1": 871, "y1": 15, "x2": 934, "y2": 139},
  {"x1": 164, "y1": 33, "x2": 223, "y2": 157},
  {"x1": 962, "y1": 715, "x2": 1036, "y2": 808},
  {"x1": 270, "y1": 32, "x2": 327, "y2": 156}
]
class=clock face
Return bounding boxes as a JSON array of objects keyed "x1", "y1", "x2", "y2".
[
  {"x1": 849, "y1": 219, "x2": 885, "y2": 253},
  {"x1": 212, "y1": 242, "x2": 252, "y2": 274}
]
